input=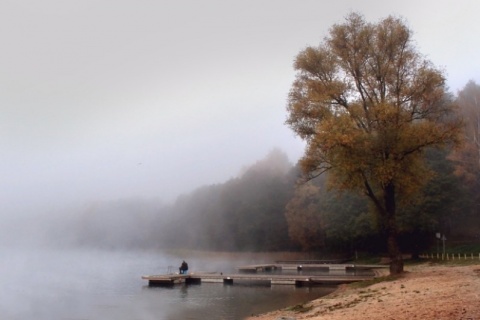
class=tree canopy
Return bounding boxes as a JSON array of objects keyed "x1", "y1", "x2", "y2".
[{"x1": 286, "y1": 13, "x2": 463, "y2": 274}]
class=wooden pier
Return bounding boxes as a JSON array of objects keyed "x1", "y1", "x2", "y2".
[
  {"x1": 142, "y1": 263, "x2": 387, "y2": 287},
  {"x1": 141, "y1": 272, "x2": 374, "y2": 286}
]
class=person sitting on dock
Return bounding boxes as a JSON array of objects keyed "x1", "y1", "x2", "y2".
[{"x1": 179, "y1": 261, "x2": 188, "y2": 274}]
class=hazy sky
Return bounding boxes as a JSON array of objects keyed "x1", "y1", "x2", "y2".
[{"x1": 1, "y1": 0, "x2": 479, "y2": 214}]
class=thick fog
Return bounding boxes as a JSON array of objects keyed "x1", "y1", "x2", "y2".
[
  {"x1": 1, "y1": 0, "x2": 480, "y2": 245},
  {"x1": 1, "y1": 2, "x2": 479, "y2": 318}
]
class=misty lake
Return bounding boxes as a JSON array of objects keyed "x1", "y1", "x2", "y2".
[{"x1": 0, "y1": 248, "x2": 339, "y2": 320}]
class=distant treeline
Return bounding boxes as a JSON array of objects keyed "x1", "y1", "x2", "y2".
[
  {"x1": 62, "y1": 146, "x2": 476, "y2": 256},
  {"x1": 153, "y1": 147, "x2": 476, "y2": 256}
]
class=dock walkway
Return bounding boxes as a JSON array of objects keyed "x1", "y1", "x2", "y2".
[
  {"x1": 142, "y1": 263, "x2": 387, "y2": 287},
  {"x1": 142, "y1": 272, "x2": 373, "y2": 286}
]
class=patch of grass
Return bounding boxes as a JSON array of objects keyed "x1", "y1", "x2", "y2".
[
  {"x1": 426, "y1": 259, "x2": 480, "y2": 267},
  {"x1": 447, "y1": 243, "x2": 480, "y2": 254},
  {"x1": 404, "y1": 259, "x2": 428, "y2": 266},
  {"x1": 424, "y1": 242, "x2": 480, "y2": 255},
  {"x1": 357, "y1": 288, "x2": 379, "y2": 299},
  {"x1": 286, "y1": 303, "x2": 313, "y2": 313},
  {"x1": 348, "y1": 274, "x2": 401, "y2": 289},
  {"x1": 327, "y1": 302, "x2": 347, "y2": 312},
  {"x1": 353, "y1": 256, "x2": 383, "y2": 264},
  {"x1": 327, "y1": 297, "x2": 364, "y2": 311}
]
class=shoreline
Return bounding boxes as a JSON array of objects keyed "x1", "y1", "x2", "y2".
[{"x1": 245, "y1": 262, "x2": 480, "y2": 320}]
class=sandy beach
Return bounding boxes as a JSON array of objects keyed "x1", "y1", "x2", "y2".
[{"x1": 246, "y1": 262, "x2": 480, "y2": 320}]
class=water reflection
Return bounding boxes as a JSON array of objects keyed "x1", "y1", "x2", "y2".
[{"x1": 149, "y1": 283, "x2": 337, "y2": 320}]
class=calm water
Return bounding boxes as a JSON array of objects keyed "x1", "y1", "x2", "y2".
[{"x1": 0, "y1": 248, "x2": 339, "y2": 320}]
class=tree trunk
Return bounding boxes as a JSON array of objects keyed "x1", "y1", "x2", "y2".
[
  {"x1": 388, "y1": 231, "x2": 404, "y2": 274},
  {"x1": 384, "y1": 182, "x2": 404, "y2": 275}
]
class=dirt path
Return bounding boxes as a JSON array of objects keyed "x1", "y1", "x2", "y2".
[{"x1": 245, "y1": 263, "x2": 480, "y2": 320}]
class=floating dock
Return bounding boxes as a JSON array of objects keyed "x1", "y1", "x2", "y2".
[
  {"x1": 141, "y1": 272, "x2": 373, "y2": 286},
  {"x1": 142, "y1": 263, "x2": 387, "y2": 287}
]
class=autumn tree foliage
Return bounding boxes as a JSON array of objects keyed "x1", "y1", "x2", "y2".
[{"x1": 286, "y1": 13, "x2": 463, "y2": 274}]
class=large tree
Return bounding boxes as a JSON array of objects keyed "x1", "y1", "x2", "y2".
[{"x1": 286, "y1": 13, "x2": 462, "y2": 274}]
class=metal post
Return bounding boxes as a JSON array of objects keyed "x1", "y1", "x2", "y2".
[{"x1": 441, "y1": 235, "x2": 446, "y2": 256}]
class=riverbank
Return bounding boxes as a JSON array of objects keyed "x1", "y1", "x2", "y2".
[{"x1": 246, "y1": 262, "x2": 480, "y2": 320}]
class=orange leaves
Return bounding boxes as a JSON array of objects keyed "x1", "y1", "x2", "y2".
[
  {"x1": 284, "y1": 13, "x2": 466, "y2": 271},
  {"x1": 286, "y1": 12, "x2": 463, "y2": 212},
  {"x1": 316, "y1": 114, "x2": 362, "y2": 149},
  {"x1": 294, "y1": 47, "x2": 337, "y2": 79}
]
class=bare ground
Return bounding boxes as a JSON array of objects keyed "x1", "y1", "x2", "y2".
[{"x1": 245, "y1": 262, "x2": 480, "y2": 320}]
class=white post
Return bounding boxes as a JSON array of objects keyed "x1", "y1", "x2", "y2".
[{"x1": 441, "y1": 235, "x2": 446, "y2": 256}]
